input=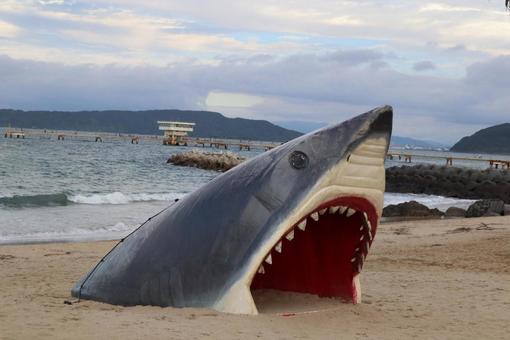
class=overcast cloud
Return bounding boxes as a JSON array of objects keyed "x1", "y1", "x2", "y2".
[{"x1": 0, "y1": 0, "x2": 509, "y2": 144}]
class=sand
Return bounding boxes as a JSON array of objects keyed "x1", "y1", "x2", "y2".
[{"x1": 1, "y1": 216, "x2": 509, "y2": 339}]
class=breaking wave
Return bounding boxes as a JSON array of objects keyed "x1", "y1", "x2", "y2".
[
  {"x1": 384, "y1": 193, "x2": 475, "y2": 211},
  {"x1": 0, "y1": 222, "x2": 135, "y2": 244},
  {"x1": 0, "y1": 192, "x2": 184, "y2": 208},
  {"x1": 69, "y1": 192, "x2": 183, "y2": 205}
]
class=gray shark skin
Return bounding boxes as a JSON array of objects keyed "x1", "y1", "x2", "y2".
[{"x1": 72, "y1": 106, "x2": 393, "y2": 314}]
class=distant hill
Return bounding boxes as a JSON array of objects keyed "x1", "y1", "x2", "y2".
[
  {"x1": 451, "y1": 123, "x2": 510, "y2": 154},
  {"x1": 273, "y1": 120, "x2": 328, "y2": 134},
  {"x1": 0, "y1": 109, "x2": 302, "y2": 142},
  {"x1": 390, "y1": 136, "x2": 448, "y2": 149},
  {"x1": 273, "y1": 119, "x2": 446, "y2": 149}
]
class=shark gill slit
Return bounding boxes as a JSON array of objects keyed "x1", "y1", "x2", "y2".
[{"x1": 250, "y1": 196, "x2": 377, "y2": 303}]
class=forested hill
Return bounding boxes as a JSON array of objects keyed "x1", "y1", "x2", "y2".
[
  {"x1": 0, "y1": 109, "x2": 302, "y2": 142},
  {"x1": 450, "y1": 123, "x2": 510, "y2": 154}
]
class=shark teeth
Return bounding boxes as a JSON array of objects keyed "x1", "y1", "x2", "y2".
[
  {"x1": 310, "y1": 212, "x2": 319, "y2": 221},
  {"x1": 361, "y1": 240, "x2": 369, "y2": 255},
  {"x1": 260, "y1": 202, "x2": 375, "y2": 279},
  {"x1": 361, "y1": 212, "x2": 373, "y2": 242},
  {"x1": 329, "y1": 206, "x2": 339, "y2": 214},
  {"x1": 297, "y1": 219, "x2": 307, "y2": 231}
]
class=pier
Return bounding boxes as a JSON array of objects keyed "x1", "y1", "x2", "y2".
[
  {"x1": 192, "y1": 137, "x2": 280, "y2": 151},
  {"x1": 387, "y1": 150, "x2": 510, "y2": 170},
  {"x1": 2, "y1": 127, "x2": 282, "y2": 151},
  {"x1": 3, "y1": 130, "x2": 25, "y2": 139}
]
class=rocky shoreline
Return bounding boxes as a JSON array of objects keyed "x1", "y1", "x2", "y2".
[{"x1": 382, "y1": 199, "x2": 510, "y2": 221}]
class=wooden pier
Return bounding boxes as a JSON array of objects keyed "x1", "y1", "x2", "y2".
[
  {"x1": 387, "y1": 151, "x2": 510, "y2": 169},
  {"x1": 2, "y1": 127, "x2": 282, "y2": 151},
  {"x1": 192, "y1": 137, "x2": 281, "y2": 151},
  {"x1": 3, "y1": 130, "x2": 25, "y2": 139}
]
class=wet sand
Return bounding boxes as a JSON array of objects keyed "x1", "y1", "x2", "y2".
[{"x1": 1, "y1": 216, "x2": 509, "y2": 339}]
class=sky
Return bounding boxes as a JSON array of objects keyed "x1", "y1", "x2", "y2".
[{"x1": 0, "y1": 1, "x2": 509, "y2": 144}]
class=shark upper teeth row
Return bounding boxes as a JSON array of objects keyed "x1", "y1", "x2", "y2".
[
  {"x1": 298, "y1": 219, "x2": 307, "y2": 231},
  {"x1": 306, "y1": 205, "x2": 355, "y2": 223},
  {"x1": 310, "y1": 212, "x2": 319, "y2": 221},
  {"x1": 258, "y1": 204, "x2": 374, "y2": 275}
]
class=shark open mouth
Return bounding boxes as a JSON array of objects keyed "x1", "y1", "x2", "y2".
[{"x1": 251, "y1": 196, "x2": 376, "y2": 303}]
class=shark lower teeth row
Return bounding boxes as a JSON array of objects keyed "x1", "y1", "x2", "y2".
[
  {"x1": 351, "y1": 211, "x2": 373, "y2": 273},
  {"x1": 257, "y1": 204, "x2": 374, "y2": 275}
]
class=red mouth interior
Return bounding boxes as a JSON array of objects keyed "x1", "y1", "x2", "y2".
[{"x1": 250, "y1": 197, "x2": 377, "y2": 303}]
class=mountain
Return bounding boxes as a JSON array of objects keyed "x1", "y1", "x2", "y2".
[
  {"x1": 0, "y1": 109, "x2": 302, "y2": 142},
  {"x1": 390, "y1": 136, "x2": 448, "y2": 149},
  {"x1": 450, "y1": 123, "x2": 510, "y2": 154},
  {"x1": 273, "y1": 120, "x2": 328, "y2": 134},
  {"x1": 274, "y1": 119, "x2": 447, "y2": 149}
]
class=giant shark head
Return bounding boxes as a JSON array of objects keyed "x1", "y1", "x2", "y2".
[{"x1": 72, "y1": 106, "x2": 393, "y2": 315}]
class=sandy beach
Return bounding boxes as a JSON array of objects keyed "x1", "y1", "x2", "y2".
[{"x1": 1, "y1": 216, "x2": 509, "y2": 340}]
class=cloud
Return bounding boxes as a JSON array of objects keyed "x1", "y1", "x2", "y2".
[
  {"x1": 413, "y1": 60, "x2": 436, "y2": 71},
  {"x1": 1, "y1": 51, "x2": 508, "y2": 144},
  {"x1": 0, "y1": 0, "x2": 509, "y2": 144},
  {"x1": 0, "y1": 20, "x2": 19, "y2": 38},
  {"x1": 1, "y1": 0, "x2": 509, "y2": 67},
  {"x1": 419, "y1": 3, "x2": 481, "y2": 13}
]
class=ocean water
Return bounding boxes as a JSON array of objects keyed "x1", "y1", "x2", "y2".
[{"x1": 0, "y1": 137, "x2": 476, "y2": 244}]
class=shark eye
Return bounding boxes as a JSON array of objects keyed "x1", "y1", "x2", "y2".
[{"x1": 289, "y1": 151, "x2": 309, "y2": 169}]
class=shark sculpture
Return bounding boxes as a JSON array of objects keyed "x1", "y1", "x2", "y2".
[{"x1": 72, "y1": 106, "x2": 393, "y2": 315}]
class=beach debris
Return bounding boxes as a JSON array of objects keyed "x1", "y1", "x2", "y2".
[
  {"x1": 63, "y1": 299, "x2": 79, "y2": 305},
  {"x1": 393, "y1": 226, "x2": 410, "y2": 235},
  {"x1": 0, "y1": 254, "x2": 16, "y2": 261},
  {"x1": 476, "y1": 223, "x2": 496, "y2": 231},
  {"x1": 447, "y1": 227, "x2": 472, "y2": 234}
]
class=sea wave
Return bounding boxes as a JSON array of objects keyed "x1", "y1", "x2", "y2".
[
  {"x1": 384, "y1": 193, "x2": 475, "y2": 211},
  {"x1": 0, "y1": 192, "x2": 184, "y2": 208},
  {"x1": 68, "y1": 192, "x2": 183, "y2": 205},
  {"x1": 0, "y1": 193, "x2": 70, "y2": 208},
  {"x1": 0, "y1": 222, "x2": 134, "y2": 244}
]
